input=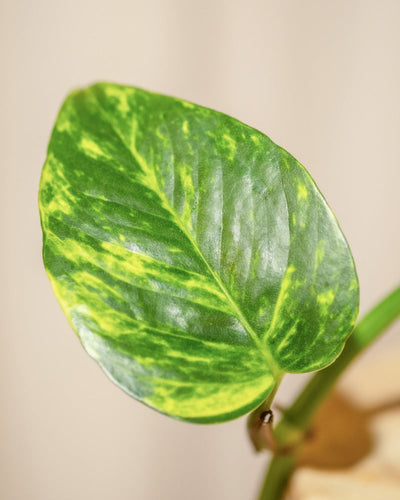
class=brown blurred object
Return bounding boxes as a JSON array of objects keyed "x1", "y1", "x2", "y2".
[
  {"x1": 298, "y1": 392, "x2": 400, "y2": 470},
  {"x1": 297, "y1": 392, "x2": 373, "y2": 469},
  {"x1": 287, "y1": 346, "x2": 400, "y2": 500}
]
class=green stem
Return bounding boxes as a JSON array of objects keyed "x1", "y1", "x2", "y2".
[
  {"x1": 257, "y1": 285, "x2": 400, "y2": 500},
  {"x1": 258, "y1": 455, "x2": 296, "y2": 500}
]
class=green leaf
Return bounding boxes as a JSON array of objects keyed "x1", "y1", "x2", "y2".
[{"x1": 39, "y1": 83, "x2": 359, "y2": 423}]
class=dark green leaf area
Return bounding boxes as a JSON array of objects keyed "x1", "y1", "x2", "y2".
[
  {"x1": 39, "y1": 82, "x2": 359, "y2": 422},
  {"x1": 264, "y1": 149, "x2": 359, "y2": 372}
]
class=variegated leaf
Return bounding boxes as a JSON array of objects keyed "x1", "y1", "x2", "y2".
[{"x1": 39, "y1": 83, "x2": 359, "y2": 422}]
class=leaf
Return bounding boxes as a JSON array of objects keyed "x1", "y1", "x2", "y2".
[{"x1": 39, "y1": 83, "x2": 359, "y2": 423}]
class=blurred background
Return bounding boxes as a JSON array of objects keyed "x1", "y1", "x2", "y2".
[{"x1": 1, "y1": 1, "x2": 399, "y2": 499}]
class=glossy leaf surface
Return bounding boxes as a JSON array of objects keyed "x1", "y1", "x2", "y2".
[{"x1": 39, "y1": 83, "x2": 359, "y2": 422}]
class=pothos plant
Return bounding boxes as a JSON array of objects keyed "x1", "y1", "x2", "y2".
[{"x1": 39, "y1": 82, "x2": 400, "y2": 500}]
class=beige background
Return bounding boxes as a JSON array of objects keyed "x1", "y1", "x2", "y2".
[{"x1": 1, "y1": 1, "x2": 400, "y2": 499}]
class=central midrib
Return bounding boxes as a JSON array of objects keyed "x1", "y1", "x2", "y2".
[{"x1": 92, "y1": 89, "x2": 281, "y2": 378}]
